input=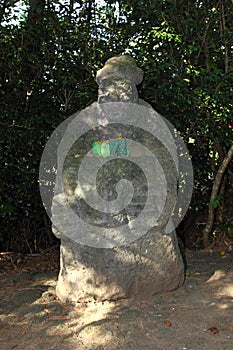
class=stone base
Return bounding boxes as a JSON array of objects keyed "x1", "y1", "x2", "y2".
[{"x1": 55, "y1": 228, "x2": 184, "y2": 303}]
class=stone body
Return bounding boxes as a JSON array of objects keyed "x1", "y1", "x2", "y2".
[
  {"x1": 54, "y1": 229, "x2": 183, "y2": 302},
  {"x1": 53, "y1": 55, "x2": 184, "y2": 303}
]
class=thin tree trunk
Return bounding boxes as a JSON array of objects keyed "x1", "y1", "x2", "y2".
[
  {"x1": 21, "y1": 0, "x2": 45, "y2": 112},
  {"x1": 220, "y1": 0, "x2": 229, "y2": 74},
  {"x1": 202, "y1": 145, "x2": 233, "y2": 247}
]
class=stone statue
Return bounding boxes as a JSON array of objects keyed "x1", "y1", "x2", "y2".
[{"x1": 52, "y1": 55, "x2": 185, "y2": 303}]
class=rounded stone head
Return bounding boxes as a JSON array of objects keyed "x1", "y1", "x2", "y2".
[{"x1": 96, "y1": 55, "x2": 143, "y2": 104}]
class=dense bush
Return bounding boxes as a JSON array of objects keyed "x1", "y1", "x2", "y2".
[{"x1": 0, "y1": 0, "x2": 232, "y2": 252}]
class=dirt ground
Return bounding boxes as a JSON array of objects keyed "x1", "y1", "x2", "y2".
[{"x1": 0, "y1": 248, "x2": 233, "y2": 350}]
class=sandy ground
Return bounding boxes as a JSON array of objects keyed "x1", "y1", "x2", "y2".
[{"x1": 0, "y1": 250, "x2": 233, "y2": 350}]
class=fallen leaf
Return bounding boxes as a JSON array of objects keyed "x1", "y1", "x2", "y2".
[
  {"x1": 164, "y1": 321, "x2": 172, "y2": 327},
  {"x1": 206, "y1": 327, "x2": 220, "y2": 335},
  {"x1": 137, "y1": 319, "x2": 145, "y2": 330}
]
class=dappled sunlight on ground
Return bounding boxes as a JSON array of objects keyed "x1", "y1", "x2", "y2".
[
  {"x1": 217, "y1": 282, "x2": 233, "y2": 298},
  {"x1": 0, "y1": 250, "x2": 233, "y2": 349}
]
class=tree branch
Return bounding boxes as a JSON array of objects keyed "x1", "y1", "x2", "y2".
[{"x1": 202, "y1": 145, "x2": 233, "y2": 247}]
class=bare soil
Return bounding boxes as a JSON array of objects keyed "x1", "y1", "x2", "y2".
[{"x1": 0, "y1": 249, "x2": 233, "y2": 350}]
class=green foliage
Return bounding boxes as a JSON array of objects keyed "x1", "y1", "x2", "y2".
[
  {"x1": 0, "y1": 0, "x2": 232, "y2": 252},
  {"x1": 211, "y1": 195, "x2": 223, "y2": 209}
]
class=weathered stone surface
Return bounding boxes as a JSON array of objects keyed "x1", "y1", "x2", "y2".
[
  {"x1": 53, "y1": 55, "x2": 185, "y2": 303},
  {"x1": 96, "y1": 55, "x2": 143, "y2": 104},
  {"x1": 62, "y1": 121, "x2": 177, "y2": 234},
  {"x1": 56, "y1": 230, "x2": 183, "y2": 302}
]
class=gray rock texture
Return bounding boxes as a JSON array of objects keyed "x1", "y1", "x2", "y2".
[
  {"x1": 55, "y1": 230, "x2": 183, "y2": 302},
  {"x1": 53, "y1": 55, "x2": 184, "y2": 303},
  {"x1": 96, "y1": 55, "x2": 143, "y2": 103}
]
